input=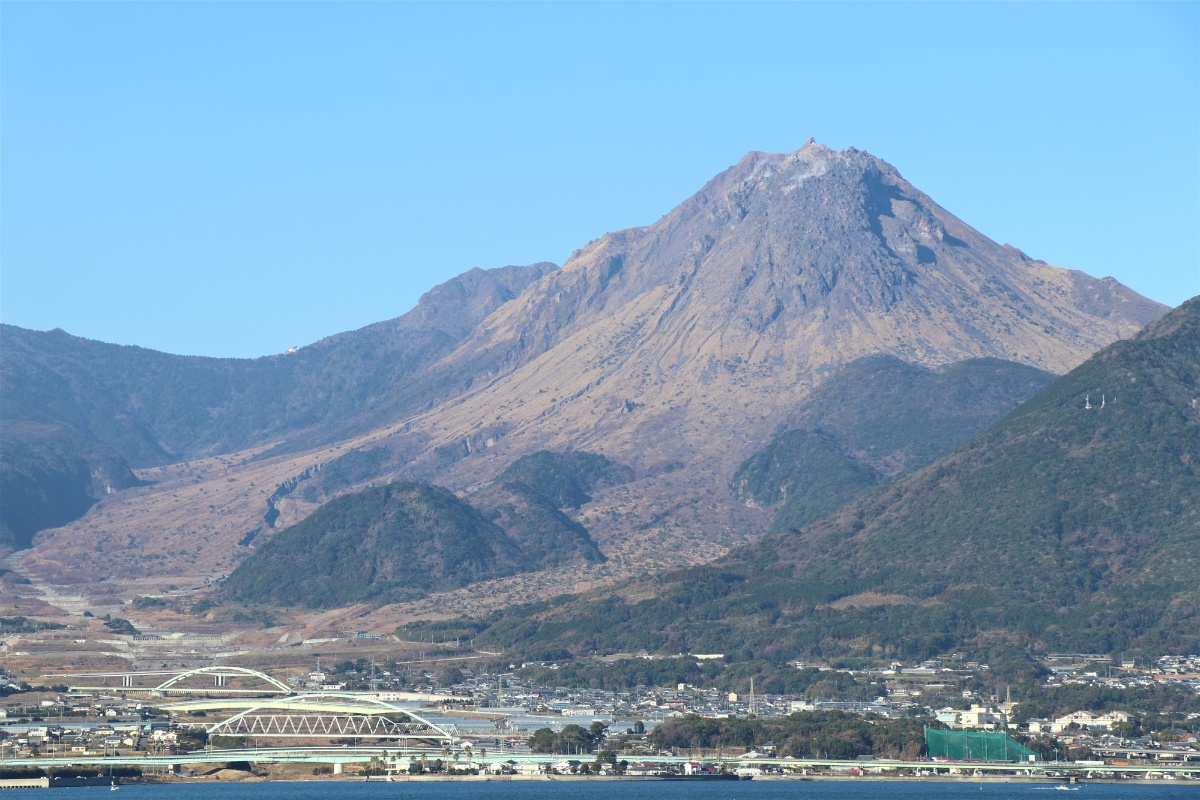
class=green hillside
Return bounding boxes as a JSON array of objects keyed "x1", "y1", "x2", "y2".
[
  {"x1": 223, "y1": 449, "x2": 625, "y2": 607},
  {"x1": 221, "y1": 482, "x2": 524, "y2": 607},
  {"x1": 435, "y1": 297, "x2": 1200, "y2": 659},
  {"x1": 732, "y1": 356, "x2": 1055, "y2": 532},
  {"x1": 497, "y1": 450, "x2": 634, "y2": 510},
  {"x1": 785, "y1": 356, "x2": 1058, "y2": 475},
  {"x1": 732, "y1": 429, "x2": 883, "y2": 532},
  {"x1": 470, "y1": 451, "x2": 630, "y2": 568}
]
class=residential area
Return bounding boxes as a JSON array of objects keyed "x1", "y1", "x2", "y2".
[{"x1": 2, "y1": 649, "x2": 1197, "y2": 775}]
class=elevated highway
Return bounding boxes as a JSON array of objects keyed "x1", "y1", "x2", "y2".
[{"x1": 1, "y1": 749, "x2": 1197, "y2": 779}]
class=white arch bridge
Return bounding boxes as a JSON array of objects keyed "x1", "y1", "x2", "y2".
[
  {"x1": 197, "y1": 693, "x2": 457, "y2": 746},
  {"x1": 63, "y1": 666, "x2": 292, "y2": 696},
  {"x1": 58, "y1": 668, "x2": 458, "y2": 746}
]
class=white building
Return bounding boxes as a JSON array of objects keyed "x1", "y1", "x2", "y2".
[
  {"x1": 1050, "y1": 710, "x2": 1130, "y2": 733},
  {"x1": 939, "y1": 704, "x2": 1007, "y2": 730}
]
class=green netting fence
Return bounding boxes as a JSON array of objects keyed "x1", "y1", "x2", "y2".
[{"x1": 925, "y1": 728, "x2": 1038, "y2": 762}]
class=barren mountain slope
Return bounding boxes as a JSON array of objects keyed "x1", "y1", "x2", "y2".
[
  {"x1": 385, "y1": 142, "x2": 1163, "y2": 511},
  {"x1": 15, "y1": 142, "x2": 1166, "y2": 602},
  {"x1": 1, "y1": 262, "x2": 555, "y2": 466}
]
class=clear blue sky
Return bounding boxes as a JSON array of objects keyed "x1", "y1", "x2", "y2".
[{"x1": 3, "y1": 2, "x2": 1197, "y2": 358}]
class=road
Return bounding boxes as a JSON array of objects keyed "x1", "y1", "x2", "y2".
[{"x1": 2, "y1": 748, "x2": 1198, "y2": 779}]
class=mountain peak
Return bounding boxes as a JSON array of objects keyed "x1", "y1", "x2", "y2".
[
  {"x1": 483, "y1": 141, "x2": 1163, "y2": 389},
  {"x1": 5, "y1": 144, "x2": 1172, "y2": 604},
  {"x1": 421, "y1": 143, "x2": 1166, "y2": 491},
  {"x1": 724, "y1": 140, "x2": 886, "y2": 192}
]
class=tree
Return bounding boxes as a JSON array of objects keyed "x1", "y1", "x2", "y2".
[
  {"x1": 561, "y1": 724, "x2": 591, "y2": 754},
  {"x1": 596, "y1": 749, "x2": 617, "y2": 772},
  {"x1": 1110, "y1": 720, "x2": 1139, "y2": 738},
  {"x1": 529, "y1": 728, "x2": 558, "y2": 753}
]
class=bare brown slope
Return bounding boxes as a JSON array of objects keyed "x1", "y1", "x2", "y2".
[
  {"x1": 445, "y1": 143, "x2": 1158, "y2": 376},
  {"x1": 17, "y1": 143, "x2": 1165, "y2": 605},
  {"x1": 392, "y1": 143, "x2": 1163, "y2": 495}
]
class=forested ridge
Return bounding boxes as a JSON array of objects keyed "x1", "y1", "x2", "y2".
[
  {"x1": 408, "y1": 297, "x2": 1200, "y2": 660},
  {"x1": 732, "y1": 356, "x2": 1055, "y2": 532},
  {"x1": 222, "y1": 450, "x2": 626, "y2": 606}
]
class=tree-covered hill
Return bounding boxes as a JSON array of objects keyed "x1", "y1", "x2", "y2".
[
  {"x1": 222, "y1": 449, "x2": 627, "y2": 607},
  {"x1": 469, "y1": 451, "x2": 632, "y2": 568},
  {"x1": 732, "y1": 356, "x2": 1055, "y2": 532},
  {"x1": 496, "y1": 450, "x2": 634, "y2": 510},
  {"x1": 221, "y1": 482, "x2": 525, "y2": 607},
  {"x1": 437, "y1": 297, "x2": 1200, "y2": 660}
]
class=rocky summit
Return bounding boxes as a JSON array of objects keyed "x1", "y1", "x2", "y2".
[
  {"x1": 3, "y1": 142, "x2": 1167, "y2": 612},
  {"x1": 398, "y1": 144, "x2": 1162, "y2": 481}
]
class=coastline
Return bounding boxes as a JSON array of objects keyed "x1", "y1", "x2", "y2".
[{"x1": 129, "y1": 770, "x2": 1187, "y2": 786}]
